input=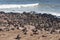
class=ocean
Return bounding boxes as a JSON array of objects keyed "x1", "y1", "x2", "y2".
[{"x1": 0, "y1": 0, "x2": 60, "y2": 16}]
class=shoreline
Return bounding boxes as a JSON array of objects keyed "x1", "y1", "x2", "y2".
[
  {"x1": 0, "y1": 11, "x2": 60, "y2": 40},
  {"x1": 0, "y1": 11, "x2": 60, "y2": 17}
]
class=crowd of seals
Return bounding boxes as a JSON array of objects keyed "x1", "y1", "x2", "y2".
[{"x1": 0, "y1": 11, "x2": 60, "y2": 34}]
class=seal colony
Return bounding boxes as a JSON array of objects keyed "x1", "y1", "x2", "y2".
[{"x1": 0, "y1": 11, "x2": 60, "y2": 40}]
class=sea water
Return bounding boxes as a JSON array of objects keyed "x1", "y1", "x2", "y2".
[{"x1": 0, "y1": 0, "x2": 60, "y2": 16}]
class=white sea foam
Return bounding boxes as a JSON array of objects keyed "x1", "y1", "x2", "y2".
[
  {"x1": 0, "y1": 3, "x2": 60, "y2": 17},
  {"x1": 0, "y1": 3, "x2": 39, "y2": 8},
  {"x1": 37, "y1": 11, "x2": 60, "y2": 16}
]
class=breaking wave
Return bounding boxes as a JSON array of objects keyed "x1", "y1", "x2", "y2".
[{"x1": 0, "y1": 3, "x2": 39, "y2": 8}]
